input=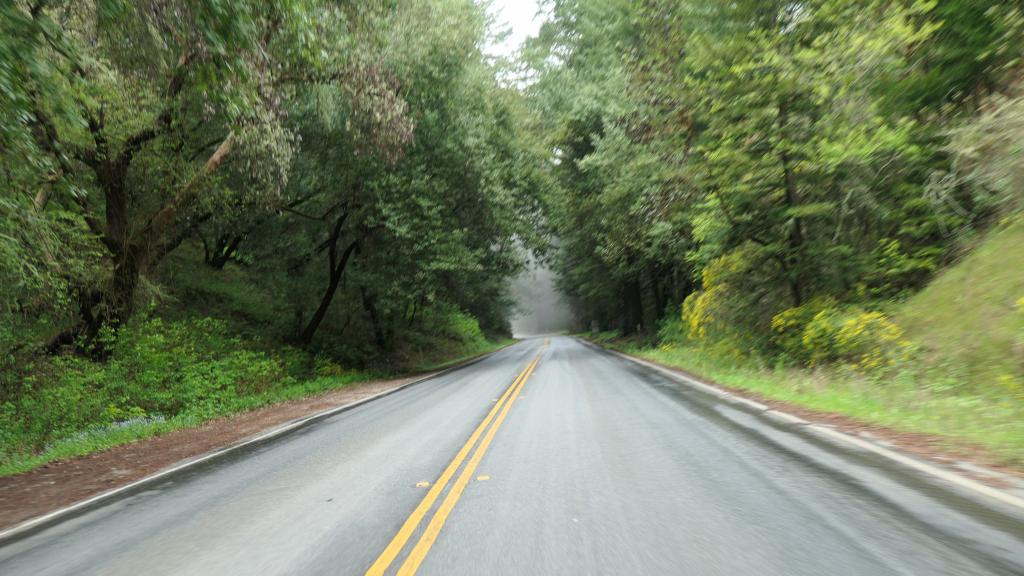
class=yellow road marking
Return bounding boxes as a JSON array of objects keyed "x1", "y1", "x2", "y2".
[
  {"x1": 396, "y1": 355, "x2": 539, "y2": 575},
  {"x1": 475, "y1": 475, "x2": 490, "y2": 482},
  {"x1": 364, "y1": 355, "x2": 539, "y2": 576},
  {"x1": 415, "y1": 482, "x2": 430, "y2": 488}
]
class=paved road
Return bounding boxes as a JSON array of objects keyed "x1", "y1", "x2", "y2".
[{"x1": 2, "y1": 336, "x2": 1023, "y2": 575}]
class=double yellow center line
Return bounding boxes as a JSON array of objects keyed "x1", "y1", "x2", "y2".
[{"x1": 365, "y1": 349, "x2": 543, "y2": 576}]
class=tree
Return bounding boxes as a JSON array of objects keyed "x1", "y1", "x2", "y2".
[{"x1": 14, "y1": 0, "x2": 413, "y2": 347}]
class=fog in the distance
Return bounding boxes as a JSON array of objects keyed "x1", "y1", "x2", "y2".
[{"x1": 509, "y1": 262, "x2": 575, "y2": 337}]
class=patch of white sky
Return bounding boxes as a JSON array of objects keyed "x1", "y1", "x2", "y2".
[{"x1": 484, "y1": 0, "x2": 544, "y2": 59}]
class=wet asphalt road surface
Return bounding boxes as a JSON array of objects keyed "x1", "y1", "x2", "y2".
[{"x1": 1, "y1": 336, "x2": 1023, "y2": 575}]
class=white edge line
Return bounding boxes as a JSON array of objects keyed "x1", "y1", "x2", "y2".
[
  {"x1": 0, "y1": 345, "x2": 514, "y2": 543},
  {"x1": 581, "y1": 337, "x2": 1024, "y2": 513}
]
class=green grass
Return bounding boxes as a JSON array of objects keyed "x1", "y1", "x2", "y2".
[
  {"x1": 0, "y1": 370, "x2": 380, "y2": 477},
  {"x1": 595, "y1": 340, "x2": 1024, "y2": 466},
  {"x1": 897, "y1": 217, "x2": 1024, "y2": 390}
]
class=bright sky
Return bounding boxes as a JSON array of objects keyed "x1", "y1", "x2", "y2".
[{"x1": 486, "y1": 0, "x2": 544, "y2": 58}]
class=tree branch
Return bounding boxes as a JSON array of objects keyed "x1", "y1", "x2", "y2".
[
  {"x1": 150, "y1": 211, "x2": 212, "y2": 264},
  {"x1": 326, "y1": 211, "x2": 350, "y2": 271},
  {"x1": 120, "y1": 51, "x2": 193, "y2": 163},
  {"x1": 137, "y1": 132, "x2": 234, "y2": 255},
  {"x1": 188, "y1": 135, "x2": 227, "y2": 162},
  {"x1": 280, "y1": 200, "x2": 345, "y2": 222}
]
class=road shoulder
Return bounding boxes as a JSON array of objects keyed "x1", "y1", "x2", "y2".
[
  {"x1": 579, "y1": 337, "x2": 1024, "y2": 514},
  {"x1": 0, "y1": 375, "x2": 429, "y2": 533}
]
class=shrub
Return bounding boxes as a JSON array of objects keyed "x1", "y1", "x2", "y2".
[
  {"x1": 12, "y1": 358, "x2": 111, "y2": 447},
  {"x1": 770, "y1": 297, "x2": 838, "y2": 364},
  {"x1": 438, "y1": 309, "x2": 486, "y2": 344},
  {"x1": 801, "y1": 308, "x2": 843, "y2": 367},
  {"x1": 795, "y1": 307, "x2": 911, "y2": 371},
  {"x1": 682, "y1": 245, "x2": 766, "y2": 351},
  {"x1": 863, "y1": 238, "x2": 942, "y2": 299},
  {"x1": 834, "y1": 311, "x2": 911, "y2": 371},
  {"x1": 681, "y1": 289, "x2": 714, "y2": 341},
  {"x1": 314, "y1": 355, "x2": 349, "y2": 378},
  {"x1": 657, "y1": 306, "x2": 687, "y2": 345},
  {"x1": 413, "y1": 305, "x2": 488, "y2": 348}
]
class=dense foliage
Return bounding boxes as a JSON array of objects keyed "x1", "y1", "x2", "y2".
[
  {"x1": 0, "y1": 0, "x2": 545, "y2": 468},
  {"x1": 1, "y1": 0, "x2": 545, "y2": 358},
  {"x1": 528, "y1": 0, "x2": 1024, "y2": 365}
]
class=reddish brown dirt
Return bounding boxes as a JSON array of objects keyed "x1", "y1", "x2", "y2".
[
  {"x1": 631, "y1": 353, "x2": 1024, "y2": 485},
  {"x1": 0, "y1": 375, "x2": 421, "y2": 531}
]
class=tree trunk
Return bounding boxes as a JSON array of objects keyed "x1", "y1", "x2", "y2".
[
  {"x1": 361, "y1": 287, "x2": 388, "y2": 350},
  {"x1": 295, "y1": 239, "x2": 357, "y2": 346},
  {"x1": 778, "y1": 101, "x2": 805, "y2": 307},
  {"x1": 205, "y1": 234, "x2": 243, "y2": 269},
  {"x1": 295, "y1": 212, "x2": 358, "y2": 347},
  {"x1": 622, "y1": 278, "x2": 643, "y2": 335},
  {"x1": 107, "y1": 249, "x2": 141, "y2": 324},
  {"x1": 83, "y1": 154, "x2": 138, "y2": 337},
  {"x1": 780, "y1": 147, "x2": 805, "y2": 307},
  {"x1": 643, "y1": 264, "x2": 663, "y2": 331}
]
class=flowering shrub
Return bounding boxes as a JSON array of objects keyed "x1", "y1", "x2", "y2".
[
  {"x1": 772, "y1": 303, "x2": 911, "y2": 371},
  {"x1": 682, "y1": 287, "x2": 722, "y2": 341},
  {"x1": 682, "y1": 247, "x2": 758, "y2": 345},
  {"x1": 801, "y1": 308, "x2": 843, "y2": 367},
  {"x1": 834, "y1": 311, "x2": 911, "y2": 371},
  {"x1": 770, "y1": 298, "x2": 838, "y2": 364}
]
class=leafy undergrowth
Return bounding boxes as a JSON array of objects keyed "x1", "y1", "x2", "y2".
[
  {"x1": 591, "y1": 333, "x2": 1024, "y2": 466},
  {"x1": 411, "y1": 336, "x2": 516, "y2": 373},
  {"x1": 0, "y1": 316, "x2": 509, "y2": 478},
  {"x1": 393, "y1": 309, "x2": 514, "y2": 373}
]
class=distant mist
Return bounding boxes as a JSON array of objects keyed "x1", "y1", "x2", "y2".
[{"x1": 509, "y1": 261, "x2": 576, "y2": 337}]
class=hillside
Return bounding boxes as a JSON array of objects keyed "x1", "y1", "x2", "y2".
[{"x1": 899, "y1": 219, "x2": 1024, "y2": 391}]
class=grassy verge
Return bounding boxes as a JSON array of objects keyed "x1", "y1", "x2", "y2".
[
  {"x1": 587, "y1": 333, "x2": 1024, "y2": 466},
  {"x1": 0, "y1": 319, "x2": 512, "y2": 478}
]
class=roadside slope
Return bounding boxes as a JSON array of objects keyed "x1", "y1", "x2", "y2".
[{"x1": 897, "y1": 218, "x2": 1024, "y2": 390}]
